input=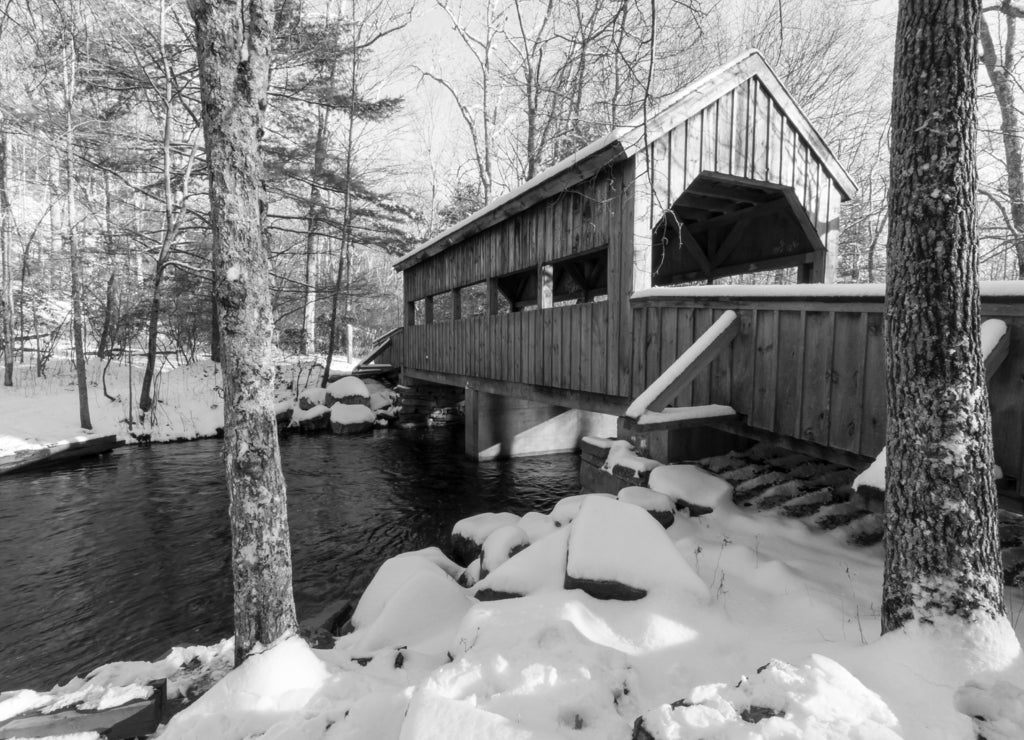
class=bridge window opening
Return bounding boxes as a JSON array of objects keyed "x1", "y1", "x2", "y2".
[
  {"x1": 495, "y1": 268, "x2": 537, "y2": 312},
  {"x1": 460, "y1": 282, "x2": 489, "y2": 317},
  {"x1": 433, "y1": 291, "x2": 454, "y2": 322},
  {"x1": 549, "y1": 247, "x2": 608, "y2": 305},
  {"x1": 413, "y1": 299, "x2": 426, "y2": 325},
  {"x1": 651, "y1": 173, "x2": 824, "y2": 287}
]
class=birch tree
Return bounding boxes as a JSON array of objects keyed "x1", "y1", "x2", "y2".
[{"x1": 187, "y1": 0, "x2": 297, "y2": 662}]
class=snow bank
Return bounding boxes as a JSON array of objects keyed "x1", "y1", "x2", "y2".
[
  {"x1": 0, "y1": 639, "x2": 233, "y2": 723},
  {"x1": 451, "y1": 512, "x2": 521, "y2": 564},
  {"x1": 158, "y1": 636, "x2": 330, "y2": 740},
  {"x1": 648, "y1": 464, "x2": 734, "y2": 511},
  {"x1": 637, "y1": 654, "x2": 901, "y2": 739},
  {"x1": 297, "y1": 386, "x2": 328, "y2": 408}
]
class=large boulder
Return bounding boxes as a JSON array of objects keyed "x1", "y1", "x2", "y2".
[
  {"x1": 478, "y1": 525, "x2": 530, "y2": 579},
  {"x1": 330, "y1": 402, "x2": 376, "y2": 434},
  {"x1": 564, "y1": 496, "x2": 708, "y2": 601},
  {"x1": 297, "y1": 386, "x2": 327, "y2": 411},
  {"x1": 617, "y1": 487, "x2": 675, "y2": 528},
  {"x1": 290, "y1": 403, "x2": 331, "y2": 432},
  {"x1": 450, "y1": 512, "x2": 521, "y2": 566},
  {"x1": 325, "y1": 376, "x2": 371, "y2": 407},
  {"x1": 474, "y1": 527, "x2": 570, "y2": 602},
  {"x1": 548, "y1": 493, "x2": 615, "y2": 527}
]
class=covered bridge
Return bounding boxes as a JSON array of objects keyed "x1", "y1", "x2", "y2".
[{"x1": 378, "y1": 50, "x2": 1024, "y2": 501}]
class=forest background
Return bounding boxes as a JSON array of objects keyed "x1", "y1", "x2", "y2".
[{"x1": 0, "y1": 0, "x2": 1021, "y2": 405}]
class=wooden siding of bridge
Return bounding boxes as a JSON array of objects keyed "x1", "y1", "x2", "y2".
[
  {"x1": 630, "y1": 294, "x2": 1024, "y2": 483},
  {"x1": 644, "y1": 76, "x2": 841, "y2": 277},
  {"x1": 403, "y1": 301, "x2": 613, "y2": 395}
]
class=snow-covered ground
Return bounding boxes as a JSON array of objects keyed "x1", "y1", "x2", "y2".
[
  {"x1": 8, "y1": 464, "x2": 1023, "y2": 739},
  {"x1": 0, "y1": 354, "x2": 362, "y2": 458}
]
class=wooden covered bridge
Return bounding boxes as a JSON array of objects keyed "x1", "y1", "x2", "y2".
[{"x1": 370, "y1": 51, "x2": 1024, "y2": 499}]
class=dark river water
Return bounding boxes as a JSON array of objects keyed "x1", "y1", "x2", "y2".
[{"x1": 0, "y1": 427, "x2": 579, "y2": 691}]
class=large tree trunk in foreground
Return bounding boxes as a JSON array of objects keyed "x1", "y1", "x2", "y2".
[
  {"x1": 188, "y1": 0, "x2": 297, "y2": 663},
  {"x1": 882, "y1": 0, "x2": 1003, "y2": 633}
]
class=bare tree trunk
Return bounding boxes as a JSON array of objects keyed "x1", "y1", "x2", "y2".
[
  {"x1": 63, "y1": 40, "x2": 91, "y2": 430},
  {"x1": 302, "y1": 111, "x2": 328, "y2": 355},
  {"x1": 323, "y1": 16, "x2": 359, "y2": 386},
  {"x1": 979, "y1": 11, "x2": 1024, "y2": 278},
  {"x1": 882, "y1": 0, "x2": 1003, "y2": 632},
  {"x1": 188, "y1": 0, "x2": 297, "y2": 664},
  {"x1": 1, "y1": 126, "x2": 13, "y2": 386}
]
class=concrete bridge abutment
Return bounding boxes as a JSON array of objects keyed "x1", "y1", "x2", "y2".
[{"x1": 464, "y1": 388, "x2": 616, "y2": 461}]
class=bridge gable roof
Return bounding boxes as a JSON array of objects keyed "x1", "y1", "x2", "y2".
[{"x1": 396, "y1": 49, "x2": 857, "y2": 273}]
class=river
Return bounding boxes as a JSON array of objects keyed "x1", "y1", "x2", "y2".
[{"x1": 0, "y1": 427, "x2": 579, "y2": 691}]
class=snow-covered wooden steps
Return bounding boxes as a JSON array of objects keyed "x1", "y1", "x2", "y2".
[
  {"x1": 0, "y1": 434, "x2": 119, "y2": 476},
  {"x1": 0, "y1": 679, "x2": 165, "y2": 739}
]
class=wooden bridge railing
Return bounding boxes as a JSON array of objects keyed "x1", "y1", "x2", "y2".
[
  {"x1": 630, "y1": 285, "x2": 1024, "y2": 490},
  {"x1": 403, "y1": 301, "x2": 616, "y2": 394}
]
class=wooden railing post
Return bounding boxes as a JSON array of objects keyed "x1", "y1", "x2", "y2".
[
  {"x1": 424, "y1": 295, "x2": 434, "y2": 324},
  {"x1": 452, "y1": 288, "x2": 462, "y2": 320}
]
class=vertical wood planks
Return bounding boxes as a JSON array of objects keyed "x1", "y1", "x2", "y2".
[
  {"x1": 773, "y1": 310, "x2": 805, "y2": 436},
  {"x1": 750, "y1": 310, "x2": 778, "y2": 428},
  {"x1": 828, "y1": 312, "x2": 866, "y2": 453},
  {"x1": 673, "y1": 308, "x2": 695, "y2": 408},
  {"x1": 692, "y1": 308, "x2": 714, "y2": 405},
  {"x1": 860, "y1": 312, "x2": 886, "y2": 453},
  {"x1": 800, "y1": 311, "x2": 834, "y2": 444}
]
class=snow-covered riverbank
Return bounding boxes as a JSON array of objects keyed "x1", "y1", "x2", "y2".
[
  {"x1": 0, "y1": 355, "x2": 372, "y2": 461},
  {"x1": 6, "y1": 454, "x2": 1024, "y2": 739}
]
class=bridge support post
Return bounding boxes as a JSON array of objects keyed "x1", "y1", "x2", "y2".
[{"x1": 465, "y1": 388, "x2": 615, "y2": 460}]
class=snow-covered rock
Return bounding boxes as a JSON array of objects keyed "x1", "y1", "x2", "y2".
[
  {"x1": 330, "y1": 402, "x2": 376, "y2": 434},
  {"x1": 564, "y1": 496, "x2": 708, "y2": 601},
  {"x1": 352, "y1": 552, "x2": 460, "y2": 630},
  {"x1": 451, "y1": 512, "x2": 521, "y2": 565},
  {"x1": 617, "y1": 486, "x2": 675, "y2": 528},
  {"x1": 349, "y1": 569, "x2": 472, "y2": 654},
  {"x1": 289, "y1": 403, "x2": 331, "y2": 432},
  {"x1": 548, "y1": 493, "x2": 615, "y2": 526},
  {"x1": 647, "y1": 464, "x2": 733, "y2": 515},
  {"x1": 326, "y1": 376, "x2": 371, "y2": 407},
  {"x1": 517, "y1": 511, "x2": 558, "y2": 542},
  {"x1": 634, "y1": 654, "x2": 901, "y2": 740},
  {"x1": 479, "y1": 525, "x2": 530, "y2": 578},
  {"x1": 474, "y1": 527, "x2": 570, "y2": 601},
  {"x1": 297, "y1": 386, "x2": 327, "y2": 410},
  {"x1": 602, "y1": 440, "x2": 661, "y2": 480}
]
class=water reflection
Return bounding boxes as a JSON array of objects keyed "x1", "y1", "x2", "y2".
[{"x1": 0, "y1": 427, "x2": 579, "y2": 690}]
